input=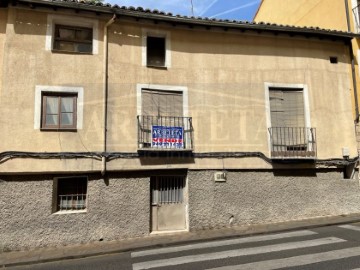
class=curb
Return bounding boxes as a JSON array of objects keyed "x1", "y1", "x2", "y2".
[{"x1": 2, "y1": 214, "x2": 360, "y2": 268}]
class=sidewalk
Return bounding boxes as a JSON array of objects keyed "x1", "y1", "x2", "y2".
[{"x1": 2, "y1": 213, "x2": 360, "y2": 268}]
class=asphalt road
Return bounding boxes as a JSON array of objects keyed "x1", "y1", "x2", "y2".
[{"x1": 8, "y1": 222, "x2": 360, "y2": 270}]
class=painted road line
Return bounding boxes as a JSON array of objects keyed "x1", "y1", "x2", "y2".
[
  {"x1": 339, "y1": 224, "x2": 360, "y2": 232},
  {"x1": 131, "y1": 230, "x2": 317, "y2": 258},
  {"x1": 206, "y1": 246, "x2": 360, "y2": 270},
  {"x1": 132, "y1": 237, "x2": 345, "y2": 270}
]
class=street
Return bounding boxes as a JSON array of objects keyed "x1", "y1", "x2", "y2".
[{"x1": 8, "y1": 222, "x2": 360, "y2": 270}]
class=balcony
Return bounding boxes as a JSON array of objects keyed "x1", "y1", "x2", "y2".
[
  {"x1": 137, "y1": 115, "x2": 194, "y2": 151},
  {"x1": 269, "y1": 127, "x2": 317, "y2": 159},
  {"x1": 353, "y1": 3, "x2": 360, "y2": 33}
]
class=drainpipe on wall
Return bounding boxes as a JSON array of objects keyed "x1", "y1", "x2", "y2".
[
  {"x1": 102, "y1": 14, "x2": 116, "y2": 176},
  {"x1": 345, "y1": 0, "x2": 360, "y2": 122}
]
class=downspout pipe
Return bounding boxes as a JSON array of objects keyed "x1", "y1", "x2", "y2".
[
  {"x1": 102, "y1": 14, "x2": 116, "y2": 176},
  {"x1": 345, "y1": 0, "x2": 360, "y2": 122}
]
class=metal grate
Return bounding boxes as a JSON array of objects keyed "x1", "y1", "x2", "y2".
[
  {"x1": 151, "y1": 176, "x2": 185, "y2": 204},
  {"x1": 137, "y1": 115, "x2": 193, "y2": 150},
  {"x1": 269, "y1": 127, "x2": 317, "y2": 158},
  {"x1": 353, "y1": 2, "x2": 360, "y2": 32},
  {"x1": 58, "y1": 194, "x2": 87, "y2": 211}
]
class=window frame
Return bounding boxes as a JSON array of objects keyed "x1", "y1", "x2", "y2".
[
  {"x1": 52, "y1": 176, "x2": 88, "y2": 214},
  {"x1": 41, "y1": 93, "x2": 78, "y2": 131},
  {"x1": 53, "y1": 24, "x2": 93, "y2": 54},
  {"x1": 46, "y1": 14, "x2": 99, "y2": 55},
  {"x1": 264, "y1": 83, "x2": 311, "y2": 155},
  {"x1": 142, "y1": 29, "x2": 171, "y2": 68},
  {"x1": 34, "y1": 85, "x2": 84, "y2": 131}
]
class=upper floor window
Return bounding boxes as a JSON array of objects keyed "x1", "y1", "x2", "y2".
[
  {"x1": 265, "y1": 83, "x2": 316, "y2": 159},
  {"x1": 53, "y1": 24, "x2": 93, "y2": 53},
  {"x1": 142, "y1": 29, "x2": 171, "y2": 68},
  {"x1": 147, "y1": 36, "x2": 166, "y2": 67},
  {"x1": 46, "y1": 15, "x2": 99, "y2": 54},
  {"x1": 34, "y1": 85, "x2": 84, "y2": 131},
  {"x1": 352, "y1": 0, "x2": 360, "y2": 32},
  {"x1": 42, "y1": 93, "x2": 77, "y2": 130}
]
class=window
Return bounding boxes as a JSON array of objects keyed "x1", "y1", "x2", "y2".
[
  {"x1": 147, "y1": 36, "x2": 166, "y2": 67},
  {"x1": 265, "y1": 83, "x2": 316, "y2": 158},
  {"x1": 54, "y1": 177, "x2": 87, "y2": 213},
  {"x1": 137, "y1": 84, "x2": 194, "y2": 150},
  {"x1": 41, "y1": 93, "x2": 77, "y2": 130},
  {"x1": 35, "y1": 85, "x2": 84, "y2": 130},
  {"x1": 46, "y1": 15, "x2": 99, "y2": 54},
  {"x1": 142, "y1": 29, "x2": 171, "y2": 67},
  {"x1": 142, "y1": 89, "x2": 183, "y2": 117},
  {"x1": 330, "y1": 56, "x2": 338, "y2": 64},
  {"x1": 151, "y1": 176, "x2": 185, "y2": 205},
  {"x1": 53, "y1": 24, "x2": 93, "y2": 53},
  {"x1": 269, "y1": 88, "x2": 305, "y2": 128}
]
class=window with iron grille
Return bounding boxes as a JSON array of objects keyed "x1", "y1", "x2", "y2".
[
  {"x1": 41, "y1": 93, "x2": 77, "y2": 130},
  {"x1": 151, "y1": 176, "x2": 185, "y2": 205},
  {"x1": 54, "y1": 177, "x2": 87, "y2": 212},
  {"x1": 53, "y1": 24, "x2": 93, "y2": 53}
]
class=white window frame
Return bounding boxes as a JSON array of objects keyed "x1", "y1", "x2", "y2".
[
  {"x1": 52, "y1": 176, "x2": 88, "y2": 215},
  {"x1": 142, "y1": 28, "x2": 171, "y2": 68},
  {"x1": 34, "y1": 85, "x2": 84, "y2": 130},
  {"x1": 136, "y1": 84, "x2": 188, "y2": 116},
  {"x1": 264, "y1": 82, "x2": 311, "y2": 154},
  {"x1": 46, "y1": 14, "x2": 99, "y2": 54}
]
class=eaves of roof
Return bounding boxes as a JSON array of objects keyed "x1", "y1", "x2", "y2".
[{"x1": 11, "y1": 0, "x2": 360, "y2": 40}]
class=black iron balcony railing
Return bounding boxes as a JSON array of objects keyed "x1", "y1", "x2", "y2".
[
  {"x1": 269, "y1": 127, "x2": 317, "y2": 159},
  {"x1": 137, "y1": 115, "x2": 194, "y2": 151},
  {"x1": 353, "y1": 4, "x2": 360, "y2": 32}
]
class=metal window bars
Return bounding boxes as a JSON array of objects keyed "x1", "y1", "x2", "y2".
[
  {"x1": 58, "y1": 194, "x2": 87, "y2": 211},
  {"x1": 151, "y1": 176, "x2": 185, "y2": 205},
  {"x1": 137, "y1": 115, "x2": 194, "y2": 150},
  {"x1": 268, "y1": 127, "x2": 317, "y2": 158},
  {"x1": 353, "y1": 2, "x2": 360, "y2": 32}
]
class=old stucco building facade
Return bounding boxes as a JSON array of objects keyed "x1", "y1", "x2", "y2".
[
  {"x1": 255, "y1": 0, "x2": 360, "y2": 148},
  {"x1": 1, "y1": 0, "x2": 360, "y2": 251}
]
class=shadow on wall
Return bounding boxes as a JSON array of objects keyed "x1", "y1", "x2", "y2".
[{"x1": 139, "y1": 151, "x2": 195, "y2": 166}]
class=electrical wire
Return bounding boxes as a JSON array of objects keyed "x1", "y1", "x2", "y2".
[{"x1": 0, "y1": 151, "x2": 357, "y2": 167}]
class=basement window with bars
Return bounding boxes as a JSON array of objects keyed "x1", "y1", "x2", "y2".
[{"x1": 53, "y1": 177, "x2": 88, "y2": 213}]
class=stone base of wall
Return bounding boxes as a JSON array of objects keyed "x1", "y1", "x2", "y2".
[
  {"x1": 0, "y1": 173, "x2": 150, "y2": 252},
  {"x1": 1, "y1": 169, "x2": 360, "y2": 251},
  {"x1": 188, "y1": 170, "x2": 360, "y2": 230}
]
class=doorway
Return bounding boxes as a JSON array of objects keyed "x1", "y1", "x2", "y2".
[{"x1": 150, "y1": 175, "x2": 186, "y2": 232}]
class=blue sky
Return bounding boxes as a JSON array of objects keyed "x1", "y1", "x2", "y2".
[{"x1": 105, "y1": 0, "x2": 261, "y2": 21}]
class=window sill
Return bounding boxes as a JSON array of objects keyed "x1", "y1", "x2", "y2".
[
  {"x1": 40, "y1": 128, "x2": 77, "y2": 132},
  {"x1": 51, "y1": 49, "x2": 93, "y2": 55},
  {"x1": 52, "y1": 209, "x2": 87, "y2": 215},
  {"x1": 146, "y1": 65, "x2": 168, "y2": 70}
]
